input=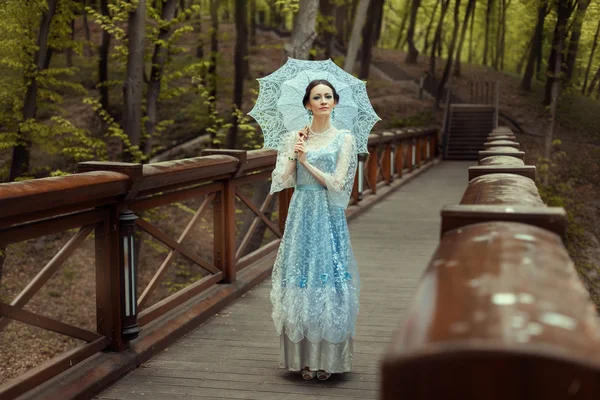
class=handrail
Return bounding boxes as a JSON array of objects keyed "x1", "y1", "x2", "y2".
[
  {"x1": 0, "y1": 126, "x2": 440, "y2": 399},
  {"x1": 382, "y1": 127, "x2": 600, "y2": 399}
]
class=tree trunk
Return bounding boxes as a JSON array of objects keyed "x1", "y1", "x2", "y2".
[
  {"x1": 483, "y1": 0, "x2": 493, "y2": 66},
  {"x1": 208, "y1": 0, "x2": 219, "y2": 138},
  {"x1": 564, "y1": 0, "x2": 591, "y2": 85},
  {"x1": 195, "y1": 1, "x2": 204, "y2": 58},
  {"x1": 393, "y1": 0, "x2": 410, "y2": 50},
  {"x1": 544, "y1": 23, "x2": 564, "y2": 186},
  {"x1": 468, "y1": 0, "x2": 476, "y2": 63},
  {"x1": 359, "y1": 0, "x2": 384, "y2": 80},
  {"x1": 453, "y1": 0, "x2": 475, "y2": 76},
  {"x1": 123, "y1": 0, "x2": 146, "y2": 153},
  {"x1": 405, "y1": 0, "x2": 421, "y2": 63},
  {"x1": 66, "y1": 17, "x2": 75, "y2": 67},
  {"x1": 319, "y1": 0, "x2": 336, "y2": 58},
  {"x1": 422, "y1": 0, "x2": 440, "y2": 55},
  {"x1": 99, "y1": 0, "x2": 111, "y2": 111},
  {"x1": 82, "y1": 1, "x2": 93, "y2": 57},
  {"x1": 493, "y1": 0, "x2": 502, "y2": 70},
  {"x1": 429, "y1": 0, "x2": 451, "y2": 78},
  {"x1": 335, "y1": 3, "x2": 347, "y2": 48},
  {"x1": 437, "y1": 0, "x2": 461, "y2": 108},
  {"x1": 9, "y1": 0, "x2": 58, "y2": 182},
  {"x1": 144, "y1": 0, "x2": 178, "y2": 156},
  {"x1": 344, "y1": 0, "x2": 370, "y2": 73},
  {"x1": 284, "y1": 0, "x2": 319, "y2": 59},
  {"x1": 250, "y1": 0, "x2": 257, "y2": 46},
  {"x1": 226, "y1": 0, "x2": 248, "y2": 149},
  {"x1": 520, "y1": 0, "x2": 547, "y2": 91},
  {"x1": 543, "y1": 0, "x2": 575, "y2": 106},
  {"x1": 501, "y1": 0, "x2": 508, "y2": 70},
  {"x1": 582, "y1": 20, "x2": 600, "y2": 94},
  {"x1": 587, "y1": 65, "x2": 600, "y2": 96}
]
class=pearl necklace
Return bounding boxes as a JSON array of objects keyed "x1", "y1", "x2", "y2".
[{"x1": 308, "y1": 125, "x2": 333, "y2": 136}]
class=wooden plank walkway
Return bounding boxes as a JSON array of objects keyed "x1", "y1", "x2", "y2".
[{"x1": 95, "y1": 161, "x2": 473, "y2": 400}]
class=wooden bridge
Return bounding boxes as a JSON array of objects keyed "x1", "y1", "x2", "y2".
[{"x1": 1, "y1": 125, "x2": 600, "y2": 399}]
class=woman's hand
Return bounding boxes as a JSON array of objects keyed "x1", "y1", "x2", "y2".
[{"x1": 294, "y1": 127, "x2": 309, "y2": 163}]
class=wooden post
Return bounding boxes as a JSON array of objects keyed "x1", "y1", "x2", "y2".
[
  {"x1": 222, "y1": 179, "x2": 236, "y2": 283},
  {"x1": 95, "y1": 205, "x2": 127, "y2": 351},
  {"x1": 367, "y1": 147, "x2": 378, "y2": 194},
  {"x1": 408, "y1": 140, "x2": 414, "y2": 173},
  {"x1": 395, "y1": 142, "x2": 404, "y2": 178},
  {"x1": 382, "y1": 144, "x2": 391, "y2": 185},
  {"x1": 416, "y1": 137, "x2": 421, "y2": 168},
  {"x1": 213, "y1": 189, "x2": 225, "y2": 279}
]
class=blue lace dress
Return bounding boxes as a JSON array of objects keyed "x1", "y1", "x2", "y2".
[{"x1": 269, "y1": 127, "x2": 360, "y2": 373}]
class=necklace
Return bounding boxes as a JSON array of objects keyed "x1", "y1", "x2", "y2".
[{"x1": 308, "y1": 125, "x2": 332, "y2": 136}]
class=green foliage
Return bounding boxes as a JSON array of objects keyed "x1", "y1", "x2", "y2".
[
  {"x1": 274, "y1": 0, "x2": 300, "y2": 13},
  {"x1": 0, "y1": 0, "x2": 103, "y2": 180},
  {"x1": 536, "y1": 142, "x2": 590, "y2": 255}
]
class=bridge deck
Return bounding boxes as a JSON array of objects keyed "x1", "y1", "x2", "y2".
[{"x1": 95, "y1": 161, "x2": 472, "y2": 400}]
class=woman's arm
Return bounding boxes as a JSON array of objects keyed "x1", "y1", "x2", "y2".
[{"x1": 298, "y1": 158, "x2": 327, "y2": 186}]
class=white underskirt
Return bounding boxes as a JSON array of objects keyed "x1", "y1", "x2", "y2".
[{"x1": 279, "y1": 334, "x2": 354, "y2": 373}]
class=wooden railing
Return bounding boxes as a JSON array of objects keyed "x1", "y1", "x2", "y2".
[
  {"x1": 381, "y1": 127, "x2": 600, "y2": 399},
  {"x1": 0, "y1": 127, "x2": 438, "y2": 399}
]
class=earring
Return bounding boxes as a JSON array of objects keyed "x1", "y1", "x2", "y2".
[
  {"x1": 307, "y1": 109, "x2": 313, "y2": 123},
  {"x1": 331, "y1": 108, "x2": 335, "y2": 121}
]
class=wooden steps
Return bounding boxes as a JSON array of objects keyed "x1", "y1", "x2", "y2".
[{"x1": 444, "y1": 104, "x2": 496, "y2": 160}]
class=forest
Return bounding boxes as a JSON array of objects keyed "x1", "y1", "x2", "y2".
[
  {"x1": 1, "y1": 0, "x2": 599, "y2": 385},
  {"x1": 0, "y1": 0, "x2": 599, "y2": 182}
]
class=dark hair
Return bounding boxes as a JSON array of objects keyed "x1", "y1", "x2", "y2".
[{"x1": 302, "y1": 79, "x2": 339, "y2": 107}]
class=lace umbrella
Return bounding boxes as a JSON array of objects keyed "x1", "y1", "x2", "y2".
[{"x1": 248, "y1": 57, "x2": 381, "y2": 154}]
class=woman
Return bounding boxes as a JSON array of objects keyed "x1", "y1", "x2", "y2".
[{"x1": 269, "y1": 79, "x2": 360, "y2": 381}]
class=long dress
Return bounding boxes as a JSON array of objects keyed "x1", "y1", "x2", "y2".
[{"x1": 269, "y1": 127, "x2": 360, "y2": 373}]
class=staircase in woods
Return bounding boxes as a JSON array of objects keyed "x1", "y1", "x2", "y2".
[
  {"x1": 442, "y1": 81, "x2": 499, "y2": 160},
  {"x1": 444, "y1": 104, "x2": 496, "y2": 160}
]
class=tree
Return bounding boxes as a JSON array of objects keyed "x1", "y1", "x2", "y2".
[
  {"x1": 422, "y1": 0, "x2": 441, "y2": 55},
  {"x1": 468, "y1": 0, "x2": 476, "y2": 63},
  {"x1": 543, "y1": 0, "x2": 577, "y2": 106},
  {"x1": 564, "y1": 0, "x2": 591, "y2": 85},
  {"x1": 9, "y1": 0, "x2": 59, "y2": 181},
  {"x1": 582, "y1": 20, "x2": 600, "y2": 94},
  {"x1": 483, "y1": 0, "x2": 493, "y2": 66},
  {"x1": 284, "y1": 0, "x2": 319, "y2": 59},
  {"x1": 344, "y1": 0, "x2": 371, "y2": 73},
  {"x1": 318, "y1": 0, "x2": 336, "y2": 59},
  {"x1": 98, "y1": 0, "x2": 111, "y2": 111},
  {"x1": 123, "y1": 0, "x2": 147, "y2": 157},
  {"x1": 359, "y1": 0, "x2": 385, "y2": 79},
  {"x1": 437, "y1": 0, "x2": 461, "y2": 107},
  {"x1": 587, "y1": 65, "x2": 600, "y2": 97},
  {"x1": 429, "y1": 0, "x2": 451, "y2": 78},
  {"x1": 453, "y1": 0, "x2": 476, "y2": 76},
  {"x1": 521, "y1": 0, "x2": 549, "y2": 91},
  {"x1": 144, "y1": 0, "x2": 179, "y2": 156},
  {"x1": 405, "y1": 0, "x2": 422, "y2": 63},
  {"x1": 393, "y1": 0, "x2": 410, "y2": 50},
  {"x1": 209, "y1": 0, "x2": 219, "y2": 113},
  {"x1": 226, "y1": 0, "x2": 248, "y2": 149}
]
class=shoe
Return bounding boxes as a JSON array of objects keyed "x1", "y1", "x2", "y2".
[
  {"x1": 317, "y1": 370, "x2": 331, "y2": 381},
  {"x1": 301, "y1": 368, "x2": 316, "y2": 380}
]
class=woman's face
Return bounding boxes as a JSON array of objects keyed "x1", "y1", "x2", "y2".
[{"x1": 306, "y1": 84, "x2": 336, "y2": 118}]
